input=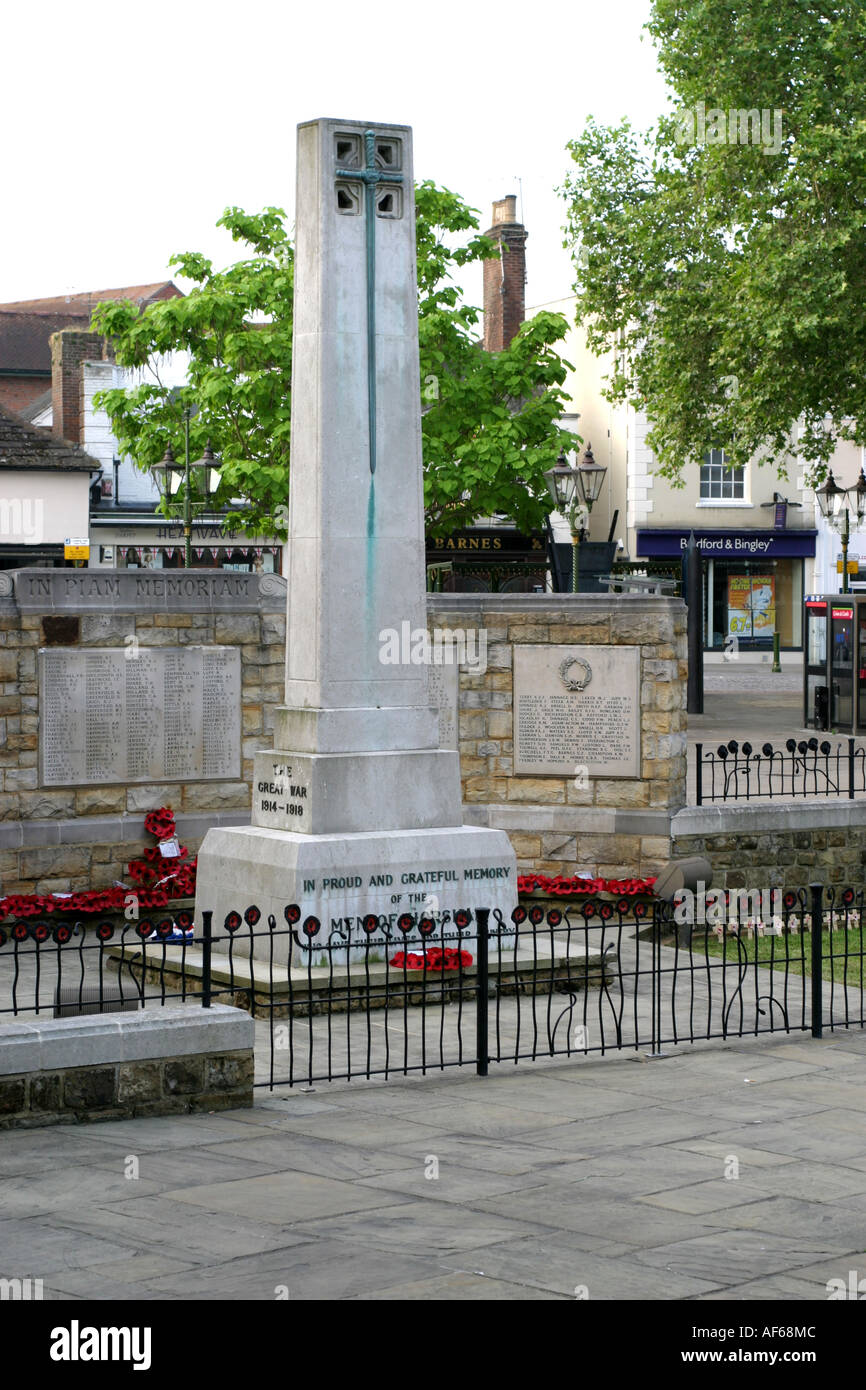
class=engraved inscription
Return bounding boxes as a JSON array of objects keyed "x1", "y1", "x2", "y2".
[
  {"x1": 39, "y1": 647, "x2": 241, "y2": 786},
  {"x1": 427, "y1": 662, "x2": 458, "y2": 751},
  {"x1": 513, "y1": 645, "x2": 640, "y2": 777}
]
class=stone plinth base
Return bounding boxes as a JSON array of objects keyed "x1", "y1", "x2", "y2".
[
  {"x1": 109, "y1": 938, "x2": 612, "y2": 1017},
  {"x1": 194, "y1": 823, "x2": 517, "y2": 967},
  {"x1": 251, "y1": 747, "x2": 463, "y2": 835}
]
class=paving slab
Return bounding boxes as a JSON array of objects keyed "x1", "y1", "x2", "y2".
[
  {"x1": 160, "y1": 1170, "x2": 403, "y2": 1225},
  {"x1": 633, "y1": 1230, "x2": 850, "y2": 1284},
  {"x1": 288, "y1": 1201, "x2": 550, "y2": 1256},
  {"x1": 0, "y1": 1216, "x2": 142, "y2": 1277},
  {"x1": 5, "y1": 1028, "x2": 866, "y2": 1300},
  {"x1": 141, "y1": 1241, "x2": 448, "y2": 1301},
  {"x1": 347, "y1": 1271, "x2": 566, "y2": 1300},
  {"x1": 469, "y1": 1186, "x2": 723, "y2": 1248},
  {"x1": 699, "y1": 1194, "x2": 866, "y2": 1244},
  {"x1": 50, "y1": 1196, "x2": 317, "y2": 1263},
  {"x1": 439, "y1": 1235, "x2": 722, "y2": 1300}
]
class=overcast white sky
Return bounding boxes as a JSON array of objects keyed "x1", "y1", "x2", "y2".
[{"x1": 2, "y1": 0, "x2": 670, "y2": 314}]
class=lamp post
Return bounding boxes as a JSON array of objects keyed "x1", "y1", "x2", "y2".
[
  {"x1": 544, "y1": 443, "x2": 608, "y2": 593},
  {"x1": 814, "y1": 468, "x2": 866, "y2": 595},
  {"x1": 150, "y1": 409, "x2": 222, "y2": 568}
]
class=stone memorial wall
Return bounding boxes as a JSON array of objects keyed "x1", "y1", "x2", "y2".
[
  {"x1": 0, "y1": 569, "x2": 285, "y2": 895},
  {"x1": 428, "y1": 594, "x2": 688, "y2": 881},
  {"x1": 0, "y1": 573, "x2": 687, "y2": 895}
]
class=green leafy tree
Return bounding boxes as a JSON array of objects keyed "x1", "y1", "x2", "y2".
[
  {"x1": 93, "y1": 186, "x2": 576, "y2": 536},
  {"x1": 560, "y1": 0, "x2": 866, "y2": 485}
]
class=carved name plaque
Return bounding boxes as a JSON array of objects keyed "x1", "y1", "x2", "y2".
[
  {"x1": 38, "y1": 646, "x2": 241, "y2": 787},
  {"x1": 426, "y1": 661, "x2": 459, "y2": 751},
  {"x1": 513, "y1": 644, "x2": 640, "y2": 777}
]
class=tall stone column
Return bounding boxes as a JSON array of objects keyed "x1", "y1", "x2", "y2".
[{"x1": 195, "y1": 118, "x2": 516, "y2": 963}]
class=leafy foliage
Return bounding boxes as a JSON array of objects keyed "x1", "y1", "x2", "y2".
[
  {"x1": 560, "y1": 0, "x2": 866, "y2": 485},
  {"x1": 93, "y1": 186, "x2": 576, "y2": 535}
]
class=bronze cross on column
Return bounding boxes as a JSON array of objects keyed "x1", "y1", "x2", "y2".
[{"x1": 336, "y1": 130, "x2": 404, "y2": 475}]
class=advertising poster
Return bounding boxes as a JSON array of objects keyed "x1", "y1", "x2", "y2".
[{"x1": 727, "y1": 574, "x2": 775, "y2": 639}]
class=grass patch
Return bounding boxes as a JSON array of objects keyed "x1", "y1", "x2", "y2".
[{"x1": 693, "y1": 927, "x2": 866, "y2": 987}]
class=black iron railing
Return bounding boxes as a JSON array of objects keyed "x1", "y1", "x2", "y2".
[
  {"x1": 2, "y1": 887, "x2": 863, "y2": 1086},
  {"x1": 695, "y1": 737, "x2": 866, "y2": 804}
]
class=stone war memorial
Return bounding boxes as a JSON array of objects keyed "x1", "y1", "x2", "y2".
[{"x1": 194, "y1": 118, "x2": 518, "y2": 962}]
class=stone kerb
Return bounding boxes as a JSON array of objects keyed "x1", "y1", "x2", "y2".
[
  {"x1": 0, "y1": 1003, "x2": 254, "y2": 1127},
  {"x1": 0, "y1": 570, "x2": 286, "y2": 896},
  {"x1": 427, "y1": 593, "x2": 687, "y2": 881}
]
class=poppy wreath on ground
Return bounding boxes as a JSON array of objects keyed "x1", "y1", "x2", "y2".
[
  {"x1": 517, "y1": 873, "x2": 657, "y2": 897},
  {"x1": 127, "y1": 805, "x2": 196, "y2": 897},
  {"x1": 0, "y1": 806, "x2": 196, "y2": 923},
  {"x1": 389, "y1": 947, "x2": 473, "y2": 971}
]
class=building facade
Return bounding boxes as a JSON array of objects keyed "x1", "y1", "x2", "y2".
[{"x1": 538, "y1": 301, "x2": 866, "y2": 657}]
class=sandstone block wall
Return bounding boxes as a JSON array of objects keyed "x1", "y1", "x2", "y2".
[
  {"x1": 0, "y1": 570, "x2": 285, "y2": 895},
  {"x1": 672, "y1": 802, "x2": 866, "y2": 893},
  {"x1": 429, "y1": 594, "x2": 688, "y2": 881}
]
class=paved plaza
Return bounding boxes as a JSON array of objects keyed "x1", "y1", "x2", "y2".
[{"x1": 3, "y1": 1026, "x2": 866, "y2": 1301}]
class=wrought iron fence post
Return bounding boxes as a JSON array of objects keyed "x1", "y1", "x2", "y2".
[
  {"x1": 476, "y1": 908, "x2": 489, "y2": 1077},
  {"x1": 809, "y1": 883, "x2": 823, "y2": 1038},
  {"x1": 695, "y1": 743, "x2": 703, "y2": 806},
  {"x1": 650, "y1": 899, "x2": 661, "y2": 1056},
  {"x1": 849, "y1": 738, "x2": 855, "y2": 799},
  {"x1": 202, "y1": 910, "x2": 212, "y2": 1010}
]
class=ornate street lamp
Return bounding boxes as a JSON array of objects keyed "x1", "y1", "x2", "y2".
[
  {"x1": 150, "y1": 410, "x2": 222, "y2": 568},
  {"x1": 815, "y1": 468, "x2": 866, "y2": 594},
  {"x1": 544, "y1": 443, "x2": 608, "y2": 593}
]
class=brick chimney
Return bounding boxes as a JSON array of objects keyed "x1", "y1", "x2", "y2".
[
  {"x1": 50, "y1": 329, "x2": 106, "y2": 444},
  {"x1": 482, "y1": 195, "x2": 527, "y2": 351}
]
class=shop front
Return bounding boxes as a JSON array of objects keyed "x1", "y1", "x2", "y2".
[
  {"x1": 635, "y1": 528, "x2": 817, "y2": 652},
  {"x1": 89, "y1": 517, "x2": 282, "y2": 573}
]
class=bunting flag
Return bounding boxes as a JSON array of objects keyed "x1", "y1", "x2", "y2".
[
  {"x1": 255, "y1": 547, "x2": 263, "y2": 557},
  {"x1": 210, "y1": 547, "x2": 220, "y2": 558},
  {"x1": 119, "y1": 547, "x2": 128, "y2": 558},
  {"x1": 195, "y1": 547, "x2": 204, "y2": 559},
  {"x1": 164, "y1": 547, "x2": 175, "y2": 559}
]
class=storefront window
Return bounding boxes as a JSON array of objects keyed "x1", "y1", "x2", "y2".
[{"x1": 704, "y1": 558, "x2": 803, "y2": 650}]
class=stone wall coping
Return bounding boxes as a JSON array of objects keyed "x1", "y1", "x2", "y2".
[
  {"x1": 672, "y1": 799, "x2": 866, "y2": 837},
  {"x1": 0, "y1": 1003, "x2": 253, "y2": 1076},
  {"x1": 0, "y1": 810, "x2": 251, "y2": 850},
  {"x1": 6, "y1": 568, "x2": 286, "y2": 614},
  {"x1": 468, "y1": 805, "x2": 674, "y2": 834},
  {"x1": 427, "y1": 593, "x2": 685, "y2": 617}
]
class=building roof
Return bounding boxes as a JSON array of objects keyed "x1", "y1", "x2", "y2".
[
  {"x1": 0, "y1": 282, "x2": 181, "y2": 316},
  {"x1": 0, "y1": 406, "x2": 99, "y2": 472},
  {"x1": 17, "y1": 390, "x2": 52, "y2": 423},
  {"x1": 0, "y1": 312, "x2": 84, "y2": 374},
  {"x1": 0, "y1": 283, "x2": 181, "y2": 375}
]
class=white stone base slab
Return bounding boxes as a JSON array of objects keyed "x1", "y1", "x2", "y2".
[{"x1": 194, "y1": 823, "x2": 517, "y2": 966}]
